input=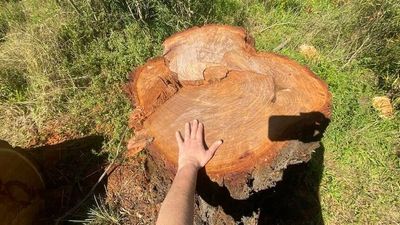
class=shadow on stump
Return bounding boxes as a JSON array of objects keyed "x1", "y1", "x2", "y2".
[{"x1": 197, "y1": 146, "x2": 324, "y2": 225}]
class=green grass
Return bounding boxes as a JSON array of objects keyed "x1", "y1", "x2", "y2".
[
  {"x1": 69, "y1": 197, "x2": 124, "y2": 225},
  {"x1": 0, "y1": 0, "x2": 399, "y2": 224}
]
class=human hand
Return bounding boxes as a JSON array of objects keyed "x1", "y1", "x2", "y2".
[{"x1": 175, "y1": 119, "x2": 223, "y2": 171}]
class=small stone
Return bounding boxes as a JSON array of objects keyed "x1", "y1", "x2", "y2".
[{"x1": 372, "y1": 96, "x2": 394, "y2": 118}]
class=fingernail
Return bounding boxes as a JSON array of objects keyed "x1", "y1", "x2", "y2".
[{"x1": 218, "y1": 140, "x2": 223, "y2": 144}]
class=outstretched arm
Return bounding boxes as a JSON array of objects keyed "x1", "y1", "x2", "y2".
[{"x1": 156, "y1": 119, "x2": 223, "y2": 225}]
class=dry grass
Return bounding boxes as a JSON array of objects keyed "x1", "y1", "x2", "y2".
[{"x1": 0, "y1": 0, "x2": 399, "y2": 224}]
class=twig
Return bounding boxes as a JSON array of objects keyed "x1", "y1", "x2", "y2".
[
  {"x1": 273, "y1": 37, "x2": 292, "y2": 52},
  {"x1": 328, "y1": 28, "x2": 342, "y2": 55},
  {"x1": 67, "y1": 0, "x2": 83, "y2": 16},
  {"x1": 55, "y1": 128, "x2": 129, "y2": 224},
  {"x1": 341, "y1": 36, "x2": 370, "y2": 69},
  {"x1": 87, "y1": 0, "x2": 98, "y2": 22},
  {"x1": 256, "y1": 22, "x2": 295, "y2": 34},
  {"x1": 125, "y1": 0, "x2": 137, "y2": 20},
  {"x1": 55, "y1": 163, "x2": 113, "y2": 225}
]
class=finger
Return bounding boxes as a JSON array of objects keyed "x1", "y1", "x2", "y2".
[
  {"x1": 184, "y1": 122, "x2": 190, "y2": 141},
  {"x1": 207, "y1": 140, "x2": 223, "y2": 158},
  {"x1": 196, "y1": 122, "x2": 204, "y2": 140},
  {"x1": 190, "y1": 119, "x2": 198, "y2": 139},
  {"x1": 175, "y1": 131, "x2": 183, "y2": 148}
]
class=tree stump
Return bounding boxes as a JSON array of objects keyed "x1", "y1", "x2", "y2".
[{"x1": 125, "y1": 24, "x2": 331, "y2": 219}]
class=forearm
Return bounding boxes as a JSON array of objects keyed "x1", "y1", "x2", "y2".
[
  {"x1": 156, "y1": 119, "x2": 222, "y2": 224},
  {"x1": 156, "y1": 164, "x2": 198, "y2": 225}
]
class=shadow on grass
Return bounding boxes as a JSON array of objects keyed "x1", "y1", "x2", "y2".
[{"x1": 29, "y1": 135, "x2": 107, "y2": 224}]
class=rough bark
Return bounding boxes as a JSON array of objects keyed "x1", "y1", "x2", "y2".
[{"x1": 125, "y1": 24, "x2": 331, "y2": 200}]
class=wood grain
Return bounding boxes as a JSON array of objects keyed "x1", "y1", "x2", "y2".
[{"x1": 126, "y1": 24, "x2": 331, "y2": 199}]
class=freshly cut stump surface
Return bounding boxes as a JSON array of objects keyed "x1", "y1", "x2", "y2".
[{"x1": 126, "y1": 25, "x2": 331, "y2": 199}]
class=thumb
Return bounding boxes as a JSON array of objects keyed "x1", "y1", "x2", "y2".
[{"x1": 207, "y1": 140, "x2": 223, "y2": 159}]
